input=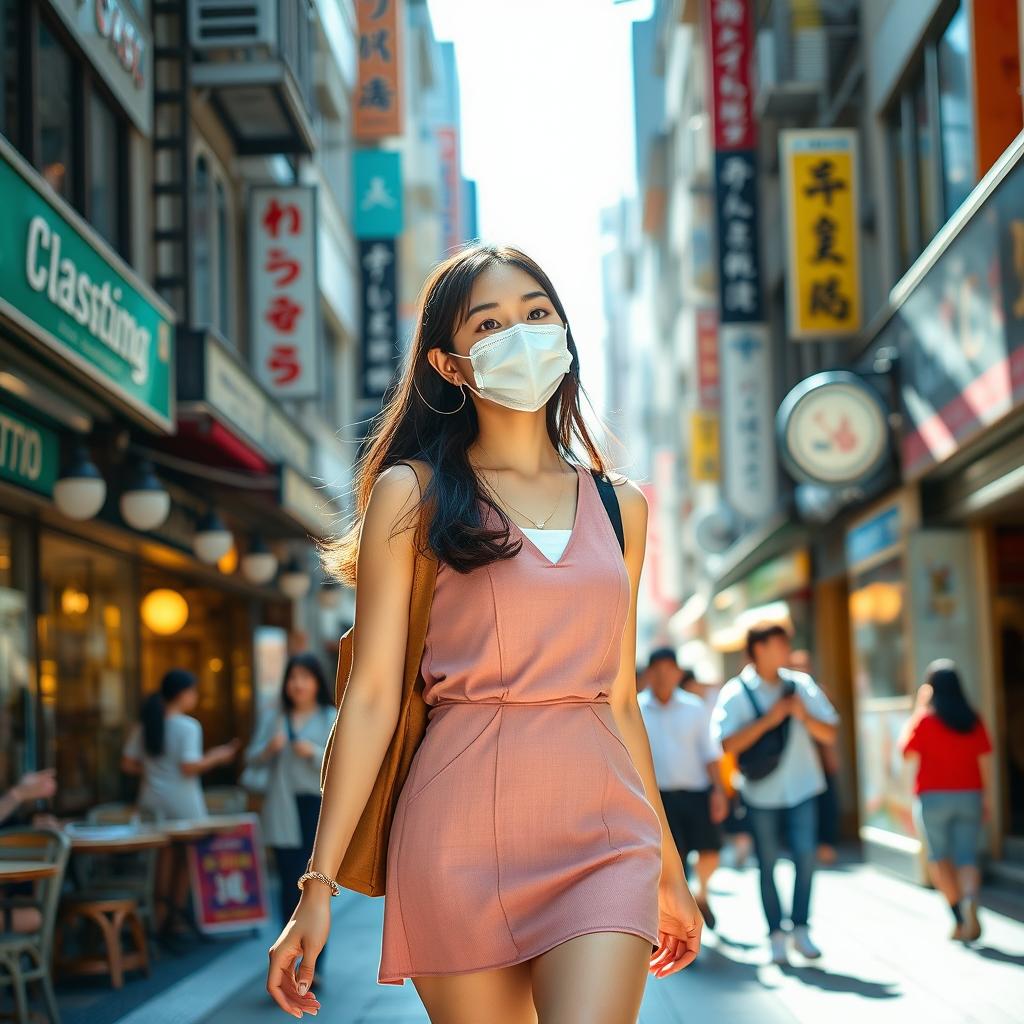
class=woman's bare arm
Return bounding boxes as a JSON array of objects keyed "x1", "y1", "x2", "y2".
[
  {"x1": 301, "y1": 463, "x2": 424, "y2": 895},
  {"x1": 606, "y1": 480, "x2": 686, "y2": 886}
]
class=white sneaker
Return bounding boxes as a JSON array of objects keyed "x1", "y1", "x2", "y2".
[
  {"x1": 791, "y1": 925, "x2": 822, "y2": 959},
  {"x1": 769, "y1": 930, "x2": 789, "y2": 964}
]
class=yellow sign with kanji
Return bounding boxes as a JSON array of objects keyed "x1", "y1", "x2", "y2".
[
  {"x1": 690, "y1": 411, "x2": 720, "y2": 483},
  {"x1": 781, "y1": 130, "x2": 861, "y2": 339}
]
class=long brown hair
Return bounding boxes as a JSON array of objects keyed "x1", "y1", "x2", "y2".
[{"x1": 321, "y1": 244, "x2": 616, "y2": 584}]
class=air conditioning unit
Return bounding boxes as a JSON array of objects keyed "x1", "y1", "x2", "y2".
[{"x1": 190, "y1": 0, "x2": 276, "y2": 51}]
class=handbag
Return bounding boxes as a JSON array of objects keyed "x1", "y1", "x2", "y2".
[
  {"x1": 736, "y1": 680, "x2": 792, "y2": 782},
  {"x1": 319, "y1": 464, "x2": 624, "y2": 898}
]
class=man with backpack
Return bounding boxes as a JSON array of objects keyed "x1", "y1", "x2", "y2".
[{"x1": 711, "y1": 622, "x2": 839, "y2": 964}]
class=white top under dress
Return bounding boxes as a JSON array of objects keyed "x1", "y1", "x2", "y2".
[{"x1": 520, "y1": 527, "x2": 572, "y2": 563}]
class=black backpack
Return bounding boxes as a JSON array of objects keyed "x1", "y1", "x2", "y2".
[{"x1": 737, "y1": 679, "x2": 793, "y2": 781}]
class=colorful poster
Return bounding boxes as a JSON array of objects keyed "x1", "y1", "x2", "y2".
[
  {"x1": 781, "y1": 130, "x2": 862, "y2": 338},
  {"x1": 354, "y1": 150, "x2": 403, "y2": 239},
  {"x1": 249, "y1": 186, "x2": 320, "y2": 399},
  {"x1": 355, "y1": 0, "x2": 404, "y2": 140},
  {"x1": 187, "y1": 816, "x2": 270, "y2": 934}
]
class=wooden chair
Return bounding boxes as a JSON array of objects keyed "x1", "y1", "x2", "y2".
[
  {"x1": 0, "y1": 827, "x2": 71, "y2": 1024},
  {"x1": 81, "y1": 804, "x2": 163, "y2": 933},
  {"x1": 55, "y1": 893, "x2": 148, "y2": 990},
  {"x1": 203, "y1": 786, "x2": 248, "y2": 815}
]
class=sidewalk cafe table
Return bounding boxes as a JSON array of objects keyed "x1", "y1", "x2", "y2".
[{"x1": 0, "y1": 862, "x2": 59, "y2": 884}]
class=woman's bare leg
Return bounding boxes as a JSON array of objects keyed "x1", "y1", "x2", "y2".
[
  {"x1": 413, "y1": 961, "x2": 537, "y2": 1024},
  {"x1": 530, "y1": 932, "x2": 651, "y2": 1024}
]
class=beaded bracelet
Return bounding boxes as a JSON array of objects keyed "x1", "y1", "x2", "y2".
[{"x1": 296, "y1": 870, "x2": 341, "y2": 897}]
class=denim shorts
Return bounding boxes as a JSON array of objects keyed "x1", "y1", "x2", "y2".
[{"x1": 914, "y1": 790, "x2": 983, "y2": 866}]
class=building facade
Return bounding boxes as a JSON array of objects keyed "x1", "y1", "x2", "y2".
[
  {"x1": 0, "y1": 0, "x2": 475, "y2": 816},
  {"x1": 621, "y1": 0, "x2": 1024, "y2": 881}
]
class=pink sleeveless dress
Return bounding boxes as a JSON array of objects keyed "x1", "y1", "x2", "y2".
[{"x1": 377, "y1": 462, "x2": 663, "y2": 985}]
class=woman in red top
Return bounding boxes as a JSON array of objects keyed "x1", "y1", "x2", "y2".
[{"x1": 900, "y1": 660, "x2": 992, "y2": 943}]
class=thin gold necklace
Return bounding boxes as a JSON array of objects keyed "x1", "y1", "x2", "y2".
[{"x1": 474, "y1": 458, "x2": 570, "y2": 530}]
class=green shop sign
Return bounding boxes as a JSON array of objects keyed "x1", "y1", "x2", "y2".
[
  {"x1": 0, "y1": 404, "x2": 58, "y2": 497},
  {"x1": 0, "y1": 138, "x2": 174, "y2": 432}
]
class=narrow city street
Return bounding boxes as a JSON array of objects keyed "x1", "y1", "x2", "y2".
[{"x1": 179, "y1": 858, "x2": 1024, "y2": 1024}]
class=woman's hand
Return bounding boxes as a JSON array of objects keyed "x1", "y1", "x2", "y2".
[
  {"x1": 649, "y1": 874, "x2": 703, "y2": 978},
  {"x1": 267, "y1": 889, "x2": 330, "y2": 1018},
  {"x1": 266, "y1": 732, "x2": 287, "y2": 757},
  {"x1": 212, "y1": 738, "x2": 242, "y2": 765},
  {"x1": 291, "y1": 739, "x2": 316, "y2": 760},
  {"x1": 13, "y1": 768, "x2": 57, "y2": 803}
]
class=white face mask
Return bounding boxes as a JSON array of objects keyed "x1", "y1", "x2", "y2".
[{"x1": 451, "y1": 322, "x2": 573, "y2": 412}]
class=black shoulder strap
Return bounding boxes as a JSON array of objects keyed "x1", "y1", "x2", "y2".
[
  {"x1": 591, "y1": 468, "x2": 625, "y2": 554},
  {"x1": 740, "y1": 679, "x2": 763, "y2": 718}
]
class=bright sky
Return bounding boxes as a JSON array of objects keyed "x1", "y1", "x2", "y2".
[{"x1": 426, "y1": 0, "x2": 654, "y2": 413}]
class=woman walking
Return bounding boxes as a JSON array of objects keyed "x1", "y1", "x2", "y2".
[
  {"x1": 900, "y1": 660, "x2": 992, "y2": 943},
  {"x1": 266, "y1": 244, "x2": 701, "y2": 1022},
  {"x1": 245, "y1": 654, "x2": 336, "y2": 934}
]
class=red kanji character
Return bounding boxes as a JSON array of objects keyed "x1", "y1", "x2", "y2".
[
  {"x1": 268, "y1": 344, "x2": 301, "y2": 386},
  {"x1": 265, "y1": 248, "x2": 301, "y2": 286},
  {"x1": 261, "y1": 199, "x2": 303, "y2": 238},
  {"x1": 265, "y1": 296, "x2": 303, "y2": 333}
]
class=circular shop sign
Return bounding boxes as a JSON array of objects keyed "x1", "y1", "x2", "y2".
[{"x1": 776, "y1": 371, "x2": 889, "y2": 487}]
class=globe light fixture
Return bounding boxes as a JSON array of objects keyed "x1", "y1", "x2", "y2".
[
  {"x1": 241, "y1": 535, "x2": 278, "y2": 585},
  {"x1": 140, "y1": 588, "x2": 189, "y2": 636},
  {"x1": 193, "y1": 510, "x2": 233, "y2": 564},
  {"x1": 120, "y1": 459, "x2": 171, "y2": 531},
  {"x1": 53, "y1": 445, "x2": 107, "y2": 521},
  {"x1": 280, "y1": 555, "x2": 312, "y2": 599}
]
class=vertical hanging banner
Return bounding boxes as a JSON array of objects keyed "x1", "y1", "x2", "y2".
[
  {"x1": 354, "y1": 150, "x2": 404, "y2": 238},
  {"x1": 781, "y1": 130, "x2": 862, "y2": 339},
  {"x1": 704, "y1": 0, "x2": 776, "y2": 518},
  {"x1": 355, "y1": 0, "x2": 404, "y2": 140},
  {"x1": 436, "y1": 126, "x2": 462, "y2": 255},
  {"x1": 250, "y1": 186, "x2": 319, "y2": 399},
  {"x1": 696, "y1": 308, "x2": 720, "y2": 410},
  {"x1": 359, "y1": 239, "x2": 399, "y2": 400},
  {"x1": 690, "y1": 411, "x2": 721, "y2": 482},
  {"x1": 713, "y1": 150, "x2": 763, "y2": 323},
  {"x1": 720, "y1": 324, "x2": 776, "y2": 519}
]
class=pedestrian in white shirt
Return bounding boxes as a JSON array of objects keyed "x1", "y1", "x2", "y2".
[
  {"x1": 711, "y1": 623, "x2": 839, "y2": 965},
  {"x1": 639, "y1": 647, "x2": 727, "y2": 929}
]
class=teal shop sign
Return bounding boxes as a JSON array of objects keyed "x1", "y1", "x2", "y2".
[
  {"x1": 0, "y1": 138, "x2": 174, "y2": 432},
  {"x1": 354, "y1": 150, "x2": 403, "y2": 238},
  {"x1": 0, "y1": 404, "x2": 58, "y2": 496}
]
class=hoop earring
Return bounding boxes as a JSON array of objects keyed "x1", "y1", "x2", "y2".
[{"x1": 413, "y1": 373, "x2": 467, "y2": 415}]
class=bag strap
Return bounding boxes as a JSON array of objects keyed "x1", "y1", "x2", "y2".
[
  {"x1": 740, "y1": 679, "x2": 763, "y2": 718},
  {"x1": 591, "y1": 468, "x2": 625, "y2": 554}
]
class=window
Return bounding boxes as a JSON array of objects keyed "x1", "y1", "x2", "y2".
[
  {"x1": 192, "y1": 147, "x2": 235, "y2": 342},
  {"x1": 36, "y1": 21, "x2": 76, "y2": 202},
  {"x1": 25, "y1": 15, "x2": 129, "y2": 254},
  {"x1": 937, "y1": 5, "x2": 975, "y2": 216},
  {"x1": 0, "y1": 0, "x2": 21, "y2": 143},
  {"x1": 88, "y1": 90, "x2": 124, "y2": 249},
  {"x1": 886, "y1": 2, "x2": 977, "y2": 274}
]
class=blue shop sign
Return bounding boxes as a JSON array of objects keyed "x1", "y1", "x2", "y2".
[
  {"x1": 354, "y1": 150, "x2": 403, "y2": 239},
  {"x1": 846, "y1": 505, "x2": 901, "y2": 566}
]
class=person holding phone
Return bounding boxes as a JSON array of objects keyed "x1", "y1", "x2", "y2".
[{"x1": 711, "y1": 623, "x2": 839, "y2": 964}]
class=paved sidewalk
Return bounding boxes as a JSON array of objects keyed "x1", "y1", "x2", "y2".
[{"x1": 188, "y1": 858, "x2": 1024, "y2": 1024}]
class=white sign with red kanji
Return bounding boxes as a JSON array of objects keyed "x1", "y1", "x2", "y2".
[{"x1": 250, "y1": 186, "x2": 319, "y2": 399}]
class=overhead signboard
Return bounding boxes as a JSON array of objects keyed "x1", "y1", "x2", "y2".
[{"x1": 355, "y1": 0, "x2": 404, "y2": 139}]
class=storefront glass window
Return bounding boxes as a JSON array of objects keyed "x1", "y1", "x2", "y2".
[
  {"x1": 88, "y1": 90, "x2": 122, "y2": 251},
  {"x1": 937, "y1": 4, "x2": 975, "y2": 217},
  {"x1": 913, "y1": 71, "x2": 937, "y2": 247},
  {"x1": 36, "y1": 21, "x2": 76, "y2": 202},
  {"x1": 0, "y1": 516, "x2": 30, "y2": 797},
  {"x1": 889, "y1": 106, "x2": 913, "y2": 275},
  {"x1": 849, "y1": 558, "x2": 907, "y2": 699},
  {"x1": 38, "y1": 534, "x2": 136, "y2": 816}
]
